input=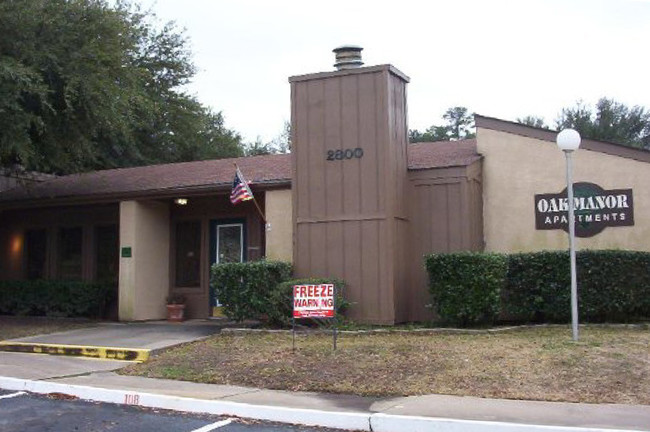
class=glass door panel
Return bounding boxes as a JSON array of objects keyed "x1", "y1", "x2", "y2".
[
  {"x1": 217, "y1": 225, "x2": 243, "y2": 264},
  {"x1": 212, "y1": 221, "x2": 245, "y2": 317}
]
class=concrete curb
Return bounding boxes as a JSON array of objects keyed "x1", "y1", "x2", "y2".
[
  {"x1": 369, "y1": 413, "x2": 646, "y2": 432},
  {"x1": 0, "y1": 342, "x2": 149, "y2": 362},
  {"x1": 0, "y1": 376, "x2": 647, "y2": 432}
]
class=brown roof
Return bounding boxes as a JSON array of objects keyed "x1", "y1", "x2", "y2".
[
  {"x1": 0, "y1": 153, "x2": 292, "y2": 205},
  {"x1": 0, "y1": 141, "x2": 481, "y2": 206},
  {"x1": 408, "y1": 139, "x2": 480, "y2": 170}
]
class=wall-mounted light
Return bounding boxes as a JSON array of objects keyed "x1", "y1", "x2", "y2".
[
  {"x1": 174, "y1": 198, "x2": 188, "y2": 205},
  {"x1": 11, "y1": 234, "x2": 23, "y2": 255}
]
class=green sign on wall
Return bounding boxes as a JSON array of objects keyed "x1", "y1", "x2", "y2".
[{"x1": 121, "y1": 247, "x2": 132, "y2": 258}]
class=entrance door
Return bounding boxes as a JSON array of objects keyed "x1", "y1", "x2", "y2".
[{"x1": 210, "y1": 219, "x2": 246, "y2": 316}]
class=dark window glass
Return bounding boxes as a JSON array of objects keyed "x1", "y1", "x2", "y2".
[
  {"x1": 25, "y1": 229, "x2": 47, "y2": 280},
  {"x1": 95, "y1": 225, "x2": 118, "y2": 283},
  {"x1": 58, "y1": 227, "x2": 83, "y2": 280},
  {"x1": 217, "y1": 225, "x2": 243, "y2": 263},
  {"x1": 175, "y1": 221, "x2": 201, "y2": 287}
]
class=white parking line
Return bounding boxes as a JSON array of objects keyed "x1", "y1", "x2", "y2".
[
  {"x1": 190, "y1": 418, "x2": 233, "y2": 432},
  {"x1": 0, "y1": 391, "x2": 27, "y2": 400}
]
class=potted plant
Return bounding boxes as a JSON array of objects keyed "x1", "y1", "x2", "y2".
[{"x1": 166, "y1": 294, "x2": 186, "y2": 322}]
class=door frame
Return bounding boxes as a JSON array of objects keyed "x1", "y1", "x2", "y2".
[{"x1": 209, "y1": 218, "x2": 247, "y2": 311}]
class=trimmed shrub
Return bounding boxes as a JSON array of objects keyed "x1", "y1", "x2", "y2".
[
  {"x1": 505, "y1": 250, "x2": 650, "y2": 323},
  {"x1": 504, "y1": 251, "x2": 570, "y2": 322},
  {"x1": 210, "y1": 260, "x2": 292, "y2": 322},
  {"x1": 425, "y1": 252, "x2": 507, "y2": 326},
  {"x1": 0, "y1": 280, "x2": 115, "y2": 318},
  {"x1": 268, "y1": 278, "x2": 349, "y2": 327}
]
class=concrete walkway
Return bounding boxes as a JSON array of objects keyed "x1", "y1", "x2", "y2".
[
  {"x1": 0, "y1": 319, "x2": 238, "y2": 361},
  {"x1": 5, "y1": 320, "x2": 229, "y2": 350},
  {"x1": 0, "y1": 323, "x2": 648, "y2": 431}
]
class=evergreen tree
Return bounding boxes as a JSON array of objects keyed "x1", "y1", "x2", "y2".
[{"x1": 0, "y1": 0, "x2": 243, "y2": 174}]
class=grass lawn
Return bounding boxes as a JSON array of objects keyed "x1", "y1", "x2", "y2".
[
  {"x1": 0, "y1": 316, "x2": 97, "y2": 340},
  {"x1": 120, "y1": 326, "x2": 650, "y2": 404}
]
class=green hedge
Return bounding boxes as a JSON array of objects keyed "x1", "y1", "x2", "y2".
[
  {"x1": 425, "y1": 252, "x2": 507, "y2": 326},
  {"x1": 426, "y1": 250, "x2": 650, "y2": 326},
  {"x1": 505, "y1": 250, "x2": 650, "y2": 323},
  {"x1": 210, "y1": 260, "x2": 292, "y2": 322},
  {"x1": 0, "y1": 280, "x2": 115, "y2": 318},
  {"x1": 269, "y1": 278, "x2": 349, "y2": 327}
]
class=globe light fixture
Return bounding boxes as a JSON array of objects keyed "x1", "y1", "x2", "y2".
[
  {"x1": 556, "y1": 128, "x2": 581, "y2": 151},
  {"x1": 556, "y1": 128, "x2": 581, "y2": 341}
]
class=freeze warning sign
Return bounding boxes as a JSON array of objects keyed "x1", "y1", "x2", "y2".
[{"x1": 293, "y1": 284, "x2": 335, "y2": 318}]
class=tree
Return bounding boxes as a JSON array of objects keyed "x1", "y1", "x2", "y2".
[
  {"x1": 409, "y1": 106, "x2": 475, "y2": 143},
  {"x1": 244, "y1": 137, "x2": 274, "y2": 156},
  {"x1": 443, "y1": 107, "x2": 475, "y2": 140},
  {"x1": 516, "y1": 115, "x2": 549, "y2": 129},
  {"x1": 0, "y1": 0, "x2": 243, "y2": 174},
  {"x1": 556, "y1": 98, "x2": 650, "y2": 149},
  {"x1": 269, "y1": 121, "x2": 291, "y2": 154},
  {"x1": 243, "y1": 121, "x2": 292, "y2": 156}
]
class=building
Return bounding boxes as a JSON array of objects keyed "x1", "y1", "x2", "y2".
[{"x1": 1, "y1": 49, "x2": 649, "y2": 323}]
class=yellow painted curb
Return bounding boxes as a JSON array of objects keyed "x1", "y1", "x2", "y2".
[{"x1": 0, "y1": 341, "x2": 149, "y2": 362}]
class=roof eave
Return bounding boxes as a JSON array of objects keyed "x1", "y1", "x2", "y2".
[
  {"x1": 0, "y1": 178, "x2": 291, "y2": 211},
  {"x1": 475, "y1": 114, "x2": 650, "y2": 163}
]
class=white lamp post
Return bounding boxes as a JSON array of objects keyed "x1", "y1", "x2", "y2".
[{"x1": 556, "y1": 128, "x2": 581, "y2": 341}]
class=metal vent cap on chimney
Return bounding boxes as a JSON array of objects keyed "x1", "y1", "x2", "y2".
[{"x1": 333, "y1": 45, "x2": 363, "y2": 70}]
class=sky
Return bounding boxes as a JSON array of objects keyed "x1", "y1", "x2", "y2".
[{"x1": 141, "y1": 0, "x2": 650, "y2": 143}]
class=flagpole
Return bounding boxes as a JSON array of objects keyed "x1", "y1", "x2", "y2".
[{"x1": 233, "y1": 163, "x2": 267, "y2": 223}]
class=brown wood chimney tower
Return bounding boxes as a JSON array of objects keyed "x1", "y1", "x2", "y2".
[{"x1": 289, "y1": 47, "x2": 410, "y2": 324}]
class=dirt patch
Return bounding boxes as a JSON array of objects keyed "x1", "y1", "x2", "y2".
[
  {"x1": 121, "y1": 326, "x2": 650, "y2": 404},
  {"x1": 0, "y1": 316, "x2": 98, "y2": 340}
]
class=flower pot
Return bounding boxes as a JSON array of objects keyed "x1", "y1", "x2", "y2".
[{"x1": 166, "y1": 304, "x2": 186, "y2": 322}]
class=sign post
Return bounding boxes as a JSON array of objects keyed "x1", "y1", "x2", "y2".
[{"x1": 292, "y1": 284, "x2": 337, "y2": 351}]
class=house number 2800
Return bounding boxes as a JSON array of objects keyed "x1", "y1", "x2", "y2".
[{"x1": 326, "y1": 148, "x2": 364, "y2": 161}]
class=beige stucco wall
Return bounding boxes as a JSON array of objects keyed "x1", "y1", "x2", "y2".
[
  {"x1": 478, "y1": 128, "x2": 650, "y2": 252},
  {"x1": 118, "y1": 200, "x2": 170, "y2": 320},
  {"x1": 265, "y1": 189, "x2": 293, "y2": 262}
]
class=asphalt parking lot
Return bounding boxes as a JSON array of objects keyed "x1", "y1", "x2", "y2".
[{"x1": 0, "y1": 389, "x2": 347, "y2": 432}]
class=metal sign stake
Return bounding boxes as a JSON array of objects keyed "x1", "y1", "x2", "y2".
[
  {"x1": 332, "y1": 285, "x2": 337, "y2": 351},
  {"x1": 292, "y1": 316, "x2": 296, "y2": 353}
]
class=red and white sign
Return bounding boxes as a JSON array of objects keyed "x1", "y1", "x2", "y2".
[{"x1": 293, "y1": 284, "x2": 335, "y2": 318}]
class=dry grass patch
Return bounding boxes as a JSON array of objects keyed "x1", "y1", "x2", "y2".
[
  {"x1": 0, "y1": 316, "x2": 97, "y2": 340},
  {"x1": 121, "y1": 326, "x2": 650, "y2": 404}
]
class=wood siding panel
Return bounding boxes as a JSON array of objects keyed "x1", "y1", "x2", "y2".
[
  {"x1": 343, "y1": 221, "x2": 362, "y2": 311},
  {"x1": 341, "y1": 74, "x2": 360, "y2": 216},
  {"x1": 324, "y1": 78, "x2": 343, "y2": 218},
  {"x1": 307, "y1": 81, "x2": 326, "y2": 218},
  {"x1": 325, "y1": 221, "x2": 344, "y2": 279},
  {"x1": 358, "y1": 73, "x2": 379, "y2": 215},
  {"x1": 405, "y1": 163, "x2": 484, "y2": 321},
  {"x1": 294, "y1": 83, "x2": 310, "y2": 220}
]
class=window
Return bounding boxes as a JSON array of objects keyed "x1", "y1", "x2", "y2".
[
  {"x1": 58, "y1": 227, "x2": 83, "y2": 280},
  {"x1": 175, "y1": 221, "x2": 201, "y2": 287},
  {"x1": 25, "y1": 229, "x2": 47, "y2": 280},
  {"x1": 95, "y1": 225, "x2": 118, "y2": 283}
]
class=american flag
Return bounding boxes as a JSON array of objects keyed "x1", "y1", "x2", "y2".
[{"x1": 230, "y1": 168, "x2": 254, "y2": 205}]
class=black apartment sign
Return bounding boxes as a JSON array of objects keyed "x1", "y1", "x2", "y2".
[{"x1": 534, "y1": 182, "x2": 634, "y2": 238}]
